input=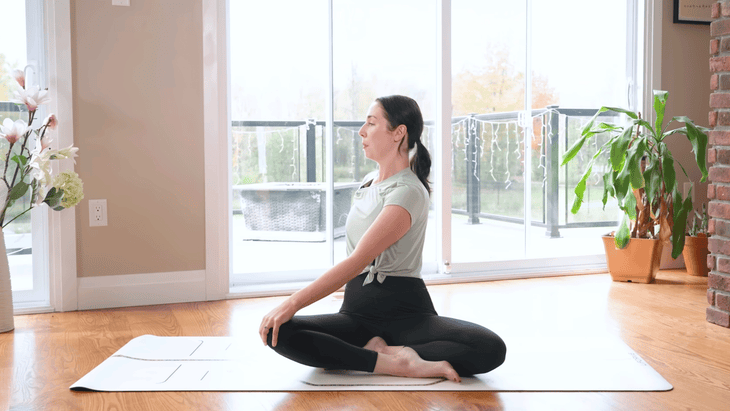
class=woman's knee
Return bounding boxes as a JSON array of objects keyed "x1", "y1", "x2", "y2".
[{"x1": 471, "y1": 333, "x2": 507, "y2": 375}]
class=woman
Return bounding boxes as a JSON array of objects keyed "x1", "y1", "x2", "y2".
[{"x1": 259, "y1": 95, "x2": 506, "y2": 382}]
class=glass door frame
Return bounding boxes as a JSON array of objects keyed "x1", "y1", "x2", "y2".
[{"x1": 226, "y1": 0, "x2": 649, "y2": 295}]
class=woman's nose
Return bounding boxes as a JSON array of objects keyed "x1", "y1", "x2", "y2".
[{"x1": 358, "y1": 124, "x2": 366, "y2": 138}]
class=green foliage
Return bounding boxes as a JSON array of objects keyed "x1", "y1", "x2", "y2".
[
  {"x1": 687, "y1": 203, "x2": 709, "y2": 236},
  {"x1": 561, "y1": 90, "x2": 708, "y2": 259}
]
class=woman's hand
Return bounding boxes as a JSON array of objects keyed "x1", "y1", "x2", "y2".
[{"x1": 259, "y1": 298, "x2": 298, "y2": 347}]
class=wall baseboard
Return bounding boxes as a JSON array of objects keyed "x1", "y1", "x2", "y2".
[{"x1": 77, "y1": 270, "x2": 206, "y2": 310}]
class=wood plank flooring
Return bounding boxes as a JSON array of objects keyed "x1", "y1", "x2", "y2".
[{"x1": 1, "y1": 270, "x2": 729, "y2": 411}]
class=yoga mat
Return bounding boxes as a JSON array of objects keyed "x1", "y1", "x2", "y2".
[{"x1": 70, "y1": 333, "x2": 672, "y2": 392}]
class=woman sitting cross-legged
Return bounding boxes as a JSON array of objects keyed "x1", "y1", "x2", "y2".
[{"x1": 259, "y1": 95, "x2": 506, "y2": 382}]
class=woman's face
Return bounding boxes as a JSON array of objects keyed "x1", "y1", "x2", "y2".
[{"x1": 358, "y1": 102, "x2": 403, "y2": 162}]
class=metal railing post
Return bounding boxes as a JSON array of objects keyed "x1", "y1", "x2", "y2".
[
  {"x1": 466, "y1": 114, "x2": 481, "y2": 224},
  {"x1": 306, "y1": 118, "x2": 316, "y2": 182},
  {"x1": 545, "y1": 105, "x2": 561, "y2": 238}
]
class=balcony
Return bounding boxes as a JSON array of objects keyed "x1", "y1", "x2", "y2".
[{"x1": 231, "y1": 107, "x2": 621, "y2": 277}]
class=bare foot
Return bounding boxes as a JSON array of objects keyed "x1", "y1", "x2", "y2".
[
  {"x1": 364, "y1": 336, "x2": 406, "y2": 355},
  {"x1": 364, "y1": 336, "x2": 388, "y2": 352},
  {"x1": 374, "y1": 346, "x2": 461, "y2": 383}
]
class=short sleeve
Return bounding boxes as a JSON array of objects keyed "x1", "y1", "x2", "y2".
[{"x1": 382, "y1": 183, "x2": 424, "y2": 225}]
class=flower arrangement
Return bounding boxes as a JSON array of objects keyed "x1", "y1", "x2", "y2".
[{"x1": 0, "y1": 69, "x2": 83, "y2": 228}]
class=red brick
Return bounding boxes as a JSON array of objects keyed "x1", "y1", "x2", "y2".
[
  {"x1": 709, "y1": 254, "x2": 717, "y2": 272},
  {"x1": 711, "y1": 240, "x2": 730, "y2": 259},
  {"x1": 709, "y1": 288, "x2": 716, "y2": 305},
  {"x1": 707, "y1": 306, "x2": 730, "y2": 327},
  {"x1": 709, "y1": 147, "x2": 717, "y2": 164},
  {"x1": 709, "y1": 130, "x2": 730, "y2": 145},
  {"x1": 710, "y1": 166, "x2": 730, "y2": 183},
  {"x1": 716, "y1": 148, "x2": 730, "y2": 164},
  {"x1": 715, "y1": 185, "x2": 730, "y2": 200},
  {"x1": 721, "y1": 37, "x2": 730, "y2": 53},
  {"x1": 709, "y1": 166, "x2": 730, "y2": 182},
  {"x1": 718, "y1": 111, "x2": 730, "y2": 126},
  {"x1": 718, "y1": 293, "x2": 730, "y2": 311},
  {"x1": 713, "y1": 219, "x2": 730, "y2": 237},
  {"x1": 713, "y1": 39, "x2": 721, "y2": 55},
  {"x1": 712, "y1": 74, "x2": 719, "y2": 90},
  {"x1": 709, "y1": 184, "x2": 716, "y2": 199},
  {"x1": 711, "y1": 19, "x2": 730, "y2": 37},
  {"x1": 723, "y1": 1, "x2": 730, "y2": 17},
  {"x1": 710, "y1": 111, "x2": 718, "y2": 127},
  {"x1": 710, "y1": 93, "x2": 730, "y2": 108},
  {"x1": 709, "y1": 272, "x2": 730, "y2": 291},
  {"x1": 714, "y1": 2, "x2": 721, "y2": 18},
  {"x1": 720, "y1": 74, "x2": 730, "y2": 90}
]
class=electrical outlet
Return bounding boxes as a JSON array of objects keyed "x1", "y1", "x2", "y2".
[{"x1": 89, "y1": 199, "x2": 108, "y2": 227}]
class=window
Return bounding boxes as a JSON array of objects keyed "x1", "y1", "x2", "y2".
[
  {"x1": 0, "y1": 0, "x2": 50, "y2": 308},
  {"x1": 229, "y1": 0, "x2": 644, "y2": 290}
]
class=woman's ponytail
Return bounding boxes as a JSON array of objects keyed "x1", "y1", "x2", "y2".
[
  {"x1": 375, "y1": 95, "x2": 432, "y2": 194},
  {"x1": 410, "y1": 140, "x2": 431, "y2": 194}
]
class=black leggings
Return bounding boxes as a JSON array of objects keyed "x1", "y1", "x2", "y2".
[{"x1": 266, "y1": 273, "x2": 506, "y2": 376}]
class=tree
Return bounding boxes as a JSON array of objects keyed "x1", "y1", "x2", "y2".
[{"x1": 0, "y1": 53, "x2": 22, "y2": 102}]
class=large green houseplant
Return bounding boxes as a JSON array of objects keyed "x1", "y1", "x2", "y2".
[{"x1": 561, "y1": 90, "x2": 708, "y2": 269}]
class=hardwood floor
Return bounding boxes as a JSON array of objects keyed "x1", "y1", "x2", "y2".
[{"x1": 1, "y1": 270, "x2": 728, "y2": 410}]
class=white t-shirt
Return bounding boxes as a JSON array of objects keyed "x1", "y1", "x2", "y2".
[{"x1": 345, "y1": 167, "x2": 430, "y2": 285}]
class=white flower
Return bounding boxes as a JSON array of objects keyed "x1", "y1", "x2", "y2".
[
  {"x1": 0, "y1": 118, "x2": 28, "y2": 144},
  {"x1": 11, "y1": 69, "x2": 25, "y2": 88},
  {"x1": 11, "y1": 85, "x2": 50, "y2": 112},
  {"x1": 44, "y1": 114, "x2": 58, "y2": 130},
  {"x1": 49, "y1": 145, "x2": 79, "y2": 164},
  {"x1": 52, "y1": 171, "x2": 84, "y2": 208}
]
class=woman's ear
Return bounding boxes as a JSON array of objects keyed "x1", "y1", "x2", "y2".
[{"x1": 394, "y1": 124, "x2": 407, "y2": 142}]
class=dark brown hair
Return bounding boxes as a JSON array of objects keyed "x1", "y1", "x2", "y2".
[{"x1": 375, "y1": 95, "x2": 431, "y2": 194}]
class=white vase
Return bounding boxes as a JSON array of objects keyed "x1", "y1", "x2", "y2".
[{"x1": 0, "y1": 231, "x2": 14, "y2": 333}]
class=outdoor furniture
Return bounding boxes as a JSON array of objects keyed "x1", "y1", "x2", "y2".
[{"x1": 236, "y1": 182, "x2": 360, "y2": 242}]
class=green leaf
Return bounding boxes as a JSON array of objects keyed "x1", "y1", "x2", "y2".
[
  {"x1": 601, "y1": 171, "x2": 615, "y2": 210},
  {"x1": 571, "y1": 162, "x2": 594, "y2": 214},
  {"x1": 562, "y1": 135, "x2": 589, "y2": 166},
  {"x1": 685, "y1": 121, "x2": 709, "y2": 182},
  {"x1": 610, "y1": 126, "x2": 634, "y2": 171},
  {"x1": 622, "y1": 189, "x2": 637, "y2": 221},
  {"x1": 43, "y1": 187, "x2": 64, "y2": 208},
  {"x1": 601, "y1": 106, "x2": 639, "y2": 120},
  {"x1": 671, "y1": 190, "x2": 693, "y2": 259},
  {"x1": 10, "y1": 154, "x2": 28, "y2": 167},
  {"x1": 662, "y1": 154, "x2": 676, "y2": 193},
  {"x1": 615, "y1": 214, "x2": 631, "y2": 249},
  {"x1": 628, "y1": 139, "x2": 647, "y2": 190},
  {"x1": 8, "y1": 181, "x2": 29, "y2": 201},
  {"x1": 642, "y1": 159, "x2": 661, "y2": 207},
  {"x1": 654, "y1": 90, "x2": 668, "y2": 135},
  {"x1": 614, "y1": 168, "x2": 630, "y2": 204}
]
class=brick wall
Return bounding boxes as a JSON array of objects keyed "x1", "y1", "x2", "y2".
[{"x1": 708, "y1": 1, "x2": 730, "y2": 328}]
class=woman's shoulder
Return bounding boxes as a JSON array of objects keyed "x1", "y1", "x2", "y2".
[{"x1": 380, "y1": 169, "x2": 428, "y2": 201}]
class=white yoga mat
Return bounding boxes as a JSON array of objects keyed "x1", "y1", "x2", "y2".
[{"x1": 71, "y1": 333, "x2": 672, "y2": 392}]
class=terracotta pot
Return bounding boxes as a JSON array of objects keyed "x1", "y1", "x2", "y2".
[
  {"x1": 682, "y1": 234, "x2": 709, "y2": 277},
  {"x1": 601, "y1": 236, "x2": 663, "y2": 283}
]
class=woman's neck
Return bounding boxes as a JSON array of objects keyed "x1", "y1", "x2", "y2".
[{"x1": 375, "y1": 158, "x2": 409, "y2": 184}]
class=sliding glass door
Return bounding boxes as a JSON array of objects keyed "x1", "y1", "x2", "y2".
[
  {"x1": 2, "y1": 0, "x2": 50, "y2": 308},
  {"x1": 230, "y1": 0, "x2": 643, "y2": 288}
]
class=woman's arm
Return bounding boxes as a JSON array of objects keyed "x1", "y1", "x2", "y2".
[{"x1": 260, "y1": 204, "x2": 412, "y2": 346}]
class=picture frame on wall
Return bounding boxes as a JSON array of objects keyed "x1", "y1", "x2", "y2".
[{"x1": 674, "y1": 0, "x2": 715, "y2": 25}]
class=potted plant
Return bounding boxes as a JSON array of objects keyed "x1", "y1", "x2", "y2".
[
  {"x1": 561, "y1": 90, "x2": 708, "y2": 283},
  {"x1": 683, "y1": 203, "x2": 709, "y2": 277}
]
